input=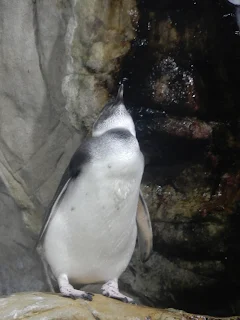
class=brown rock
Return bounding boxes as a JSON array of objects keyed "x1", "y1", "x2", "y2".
[
  {"x1": 0, "y1": 292, "x2": 239, "y2": 320},
  {"x1": 159, "y1": 117, "x2": 213, "y2": 140}
]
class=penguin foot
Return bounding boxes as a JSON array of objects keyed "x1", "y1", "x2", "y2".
[
  {"x1": 101, "y1": 278, "x2": 135, "y2": 304},
  {"x1": 58, "y1": 273, "x2": 94, "y2": 301},
  {"x1": 61, "y1": 288, "x2": 94, "y2": 301}
]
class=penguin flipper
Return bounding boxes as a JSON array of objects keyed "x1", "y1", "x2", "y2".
[
  {"x1": 136, "y1": 190, "x2": 153, "y2": 262},
  {"x1": 35, "y1": 142, "x2": 91, "y2": 247},
  {"x1": 35, "y1": 168, "x2": 71, "y2": 247}
]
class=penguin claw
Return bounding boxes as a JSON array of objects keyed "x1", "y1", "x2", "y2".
[
  {"x1": 58, "y1": 275, "x2": 94, "y2": 302},
  {"x1": 60, "y1": 288, "x2": 94, "y2": 301},
  {"x1": 115, "y1": 296, "x2": 136, "y2": 304},
  {"x1": 62, "y1": 292, "x2": 93, "y2": 301},
  {"x1": 81, "y1": 292, "x2": 94, "y2": 301},
  {"x1": 101, "y1": 279, "x2": 134, "y2": 304},
  {"x1": 102, "y1": 291, "x2": 135, "y2": 304}
]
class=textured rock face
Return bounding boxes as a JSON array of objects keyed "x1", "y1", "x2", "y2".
[
  {"x1": 62, "y1": 0, "x2": 138, "y2": 130},
  {"x1": 0, "y1": 181, "x2": 47, "y2": 295},
  {"x1": 0, "y1": 0, "x2": 136, "y2": 295},
  {"x1": 120, "y1": 0, "x2": 240, "y2": 315},
  {"x1": 1, "y1": 292, "x2": 239, "y2": 320}
]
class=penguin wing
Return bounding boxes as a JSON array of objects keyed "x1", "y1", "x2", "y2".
[
  {"x1": 136, "y1": 190, "x2": 153, "y2": 262},
  {"x1": 36, "y1": 143, "x2": 91, "y2": 247}
]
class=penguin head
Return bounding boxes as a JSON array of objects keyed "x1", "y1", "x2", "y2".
[
  {"x1": 227, "y1": 0, "x2": 240, "y2": 5},
  {"x1": 92, "y1": 85, "x2": 136, "y2": 137}
]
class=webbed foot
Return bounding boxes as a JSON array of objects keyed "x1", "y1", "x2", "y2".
[
  {"x1": 101, "y1": 278, "x2": 135, "y2": 304},
  {"x1": 58, "y1": 273, "x2": 94, "y2": 301}
]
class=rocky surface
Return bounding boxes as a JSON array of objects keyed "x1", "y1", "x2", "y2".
[
  {"x1": 1, "y1": 292, "x2": 239, "y2": 320},
  {"x1": 0, "y1": 181, "x2": 47, "y2": 295},
  {"x1": 119, "y1": 0, "x2": 240, "y2": 316}
]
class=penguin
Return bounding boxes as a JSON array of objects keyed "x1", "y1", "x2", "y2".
[
  {"x1": 36, "y1": 84, "x2": 152, "y2": 303},
  {"x1": 227, "y1": 0, "x2": 240, "y2": 5},
  {"x1": 227, "y1": 0, "x2": 240, "y2": 31}
]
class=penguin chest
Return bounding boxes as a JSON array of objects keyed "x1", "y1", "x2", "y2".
[{"x1": 43, "y1": 154, "x2": 143, "y2": 283}]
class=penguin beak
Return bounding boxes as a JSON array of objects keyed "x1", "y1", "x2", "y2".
[{"x1": 116, "y1": 84, "x2": 124, "y2": 103}]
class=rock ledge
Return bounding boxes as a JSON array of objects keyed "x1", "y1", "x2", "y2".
[{"x1": 0, "y1": 292, "x2": 239, "y2": 320}]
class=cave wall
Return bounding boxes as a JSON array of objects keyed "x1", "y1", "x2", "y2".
[{"x1": 120, "y1": 0, "x2": 240, "y2": 315}]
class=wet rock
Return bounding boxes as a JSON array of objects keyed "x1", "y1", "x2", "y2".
[
  {"x1": 151, "y1": 117, "x2": 213, "y2": 139},
  {"x1": 122, "y1": 0, "x2": 240, "y2": 121},
  {"x1": 148, "y1": 8, "x2": 218, "y2": 55},
  {"x1": 120, "y1": 7, "x2": 240, "y2": 315},
  {"x1": 122, "y1": 165, "x2": 240, "y2": 315},
  {"x1": 149, "y1": 58, "x2": 201, "y2": 116}
]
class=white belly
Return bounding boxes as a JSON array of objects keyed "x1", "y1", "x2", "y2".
[{"x1": 43, "y1": 159, "x2": 142, "y2": 285}]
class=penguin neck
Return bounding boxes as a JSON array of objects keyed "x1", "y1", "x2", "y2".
[{"x1": 92, "y1": 117, "x2": 136, "y2": 138}]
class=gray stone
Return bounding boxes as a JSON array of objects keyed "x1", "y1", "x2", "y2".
[{"x1": 0, "y1": 180, "x2": 47, "y2": 295}]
